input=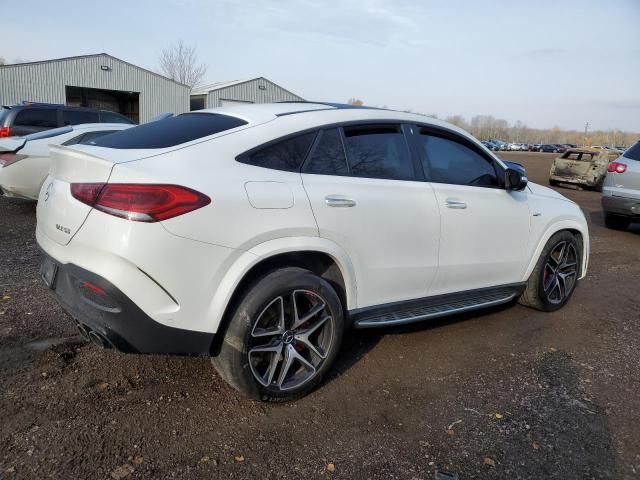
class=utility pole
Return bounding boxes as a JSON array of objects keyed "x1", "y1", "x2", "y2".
[{"x1": 584, "y1": 122, "x2": 590, "y2": 147}]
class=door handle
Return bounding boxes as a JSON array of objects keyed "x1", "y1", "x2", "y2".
[
  {"x1": 325, "y1": 195, "x2": 356, "y2": 207},
  {"x1": 445, "y1": 198, "x2": 467, "y2": 209}
]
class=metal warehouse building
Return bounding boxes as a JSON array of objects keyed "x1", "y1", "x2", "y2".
[
  {"x1": 190, "y1": 77, "x2": 304, "y2": 110},
  {"x1": 0, "y1": 53, "x2": 190, "y2": 123}
]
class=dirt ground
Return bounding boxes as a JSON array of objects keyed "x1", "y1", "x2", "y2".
[{"x1": 1, "y1": 152, "x2": 639, "y2": 479}]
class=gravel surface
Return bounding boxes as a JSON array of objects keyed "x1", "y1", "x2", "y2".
[{"x1": 0, "y1": 152, "x2": 639, "y2": 479}]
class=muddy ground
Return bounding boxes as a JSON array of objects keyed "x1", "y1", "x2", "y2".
[{"x1": 1, "y1": 152, "x2": 639, "y2": 479}]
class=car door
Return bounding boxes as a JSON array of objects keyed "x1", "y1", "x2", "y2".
[
  {"x1": 411, "y1": 127, "x2": 531, "y2": 295},
  {"x1": 301, "y1": 124, "x2": 441, "y2": 309}
]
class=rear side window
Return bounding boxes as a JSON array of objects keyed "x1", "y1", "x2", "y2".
[
  {"x1": 91, "y1": 113, "x2": 247, "y2": 149},
  {"x1": 303, "y1": 128, "x2": 349, "y2": 176},
  {"x1": 240, "y1": 132, "x2": 316, "y2": 171},
  {"x1": 63, "y1": 109, "x2": 99, "y2": 125},
  {"x1": 14, "y1": 108, "x2": 58, "y2": 128},
  {"x1": 416, "y1": 132, "x2": 499, "y2": 187},
  {"x1": 343, "y1": 125, "x2": 413, "y2": 180},
  {"x1": 100, "y1": 111, "x2": 134, "y2": 124},
  {"x1": 624, "y1": 142, "x2": 640, "y2": 161}
]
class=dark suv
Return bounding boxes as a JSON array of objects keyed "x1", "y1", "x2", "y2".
[{"x1": 0, "y1": 103, "x2": 134, "y2": 138}]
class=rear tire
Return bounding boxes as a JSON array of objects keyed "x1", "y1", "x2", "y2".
[
  {"x1": 212, "y1": 268, "x2": 344, "y2": 402},
  {"x1": 549, "y1": 179, "x2": 559, "y2": 187},
  {"x1": 519, "y1": 231, "x2": 581, "y2": 312},
  {"x1": 604, "y1": 213, "x2": 630, "y2": 230}
]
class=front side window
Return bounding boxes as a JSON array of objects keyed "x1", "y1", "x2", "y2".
[
  {"x1": 343, "y1": 125, "x2": 413, "y2": 180},
  {"x1": 14, "y1": 108, "x2": 58, "y2": 128},
  {"x1": 416, "y1": 132, "x2": 499, "y2": 187},
  {"x1": 242, "y1": 132, "x2": 316, "y2": 171},
  {"x1": 303, "y1": 128, "x2": 348, "y2": 176}
]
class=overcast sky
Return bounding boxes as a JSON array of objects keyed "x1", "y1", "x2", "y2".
[{"x1": 4, "y1": 0, "x2": 639, "y2": 131}]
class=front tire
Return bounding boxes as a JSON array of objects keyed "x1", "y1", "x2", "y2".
[
  {"x1": 212, "y1": 268, "x2": 344, "y2": 402},
  {"x1": 519, "y1": 231, "x2": 581, "y2": 312}
]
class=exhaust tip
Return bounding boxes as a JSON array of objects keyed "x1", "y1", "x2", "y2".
[
  {"x1": 76, "y1": 323, "x2": 90, "y2": 341},
  {"x1": 88, "y1": 330, "x2": 113, "y2": 349}
]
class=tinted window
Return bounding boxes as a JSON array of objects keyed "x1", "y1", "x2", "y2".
[
  {"x1": 63, "y1": 109, "x2": 99, "y2": 125},
  {"x1": 417, "y1": 132, "x2": 499, "y2": 187},
  {"x1": 14, "y1": 108, "x2": 58, "y2": 128},
  {"x1": 343, "y1": 125, "x2": 413, "y2": 180},
  {"x1": 624, "y1": 142, "x2": 640, "y2": 161},
  {"x1": 303, "y1": 129, "x2": 348, "y2": 175},
  {"x1": 92, "y1": 113, "x2": 247, "y2": 149},
  {"x1": 100, "y1": 111, "x2": 134, "y2": 124},
  {"x1": 243, "y1": 132, "x2": 316, "y2": 171}
]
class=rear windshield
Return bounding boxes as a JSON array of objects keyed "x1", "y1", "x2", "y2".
[
  {"x1": 91, "y1": 113, "x2": 247, "y2": 149},
  {"x1": 624, "y1": 142, "x2": 640, "y2": 161}
]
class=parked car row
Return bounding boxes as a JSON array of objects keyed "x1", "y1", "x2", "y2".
[{"x1": 19, "y1": 101, "x2": 590, "y2": 401}]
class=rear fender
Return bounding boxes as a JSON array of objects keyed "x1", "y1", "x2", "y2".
[{"x1": 206, "y1": 237, "x2": 357, "y2": 332}]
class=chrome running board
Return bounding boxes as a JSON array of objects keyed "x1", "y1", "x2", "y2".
[{"x1": 351, "y1": 285, "x2": 524, "y2": 329}]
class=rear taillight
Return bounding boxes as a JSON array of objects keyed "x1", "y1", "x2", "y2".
[
  {"x1": 607, "y1": 162, "x2": 627, "y2": 174},
  {"x1": 0, "y1": 153, "x2": 26, "y2": 168},
  {"x1": 0, "y1": 127, "x2": 11, "y2": 138},
  {"x1": 70, "y1": 183, "x2": 211, "y2": 222}
]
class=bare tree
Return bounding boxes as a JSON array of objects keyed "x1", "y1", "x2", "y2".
[
  {"x1": 159, "y1": 41, "x2": 207, "y2": 88},
  {"x1": 347, "y1": 98, "x2": 364, "y2": 106}
]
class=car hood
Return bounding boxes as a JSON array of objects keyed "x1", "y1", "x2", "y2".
[{"x1": 527, "y1": 182, "x2": 576, "y2": 204}]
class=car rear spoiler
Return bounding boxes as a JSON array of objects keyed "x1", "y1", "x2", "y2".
[{"x1": 0, "y1": 137, "x2": 26, "y2": 153}]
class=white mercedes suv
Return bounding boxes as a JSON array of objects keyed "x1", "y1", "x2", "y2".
[{"x1": 36, "y1": 102, "x2": 589, "y2": 401}]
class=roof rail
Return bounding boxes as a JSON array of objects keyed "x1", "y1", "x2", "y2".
[{"x1": 273, "y1": 101, "x2": 383, "y2": 117}]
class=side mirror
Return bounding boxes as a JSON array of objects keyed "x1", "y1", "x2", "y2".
[{"x1": 505, "y1": 166, "x2": 528, "y2": 191}]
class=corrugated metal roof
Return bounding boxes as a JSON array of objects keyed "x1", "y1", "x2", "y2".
[
  {"x1": 0, "y1": 53, "x2": 190, "y2": 88},
  {"x1": 192, "y1": 78, "x2": 254, "y2": 94}
]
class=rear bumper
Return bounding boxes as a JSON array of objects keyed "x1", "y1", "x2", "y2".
[
  {"x1": 39, "y1": 252, "x2": 215, "y2": 355},
  {"x1": 549, "y1": 173, "x2": 599, "y2": 187},
  {"x1": 601, "y1": 195, "x2": 640, "y2": 218}
]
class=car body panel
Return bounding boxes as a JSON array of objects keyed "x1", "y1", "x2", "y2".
[{"x1": 428, "y1": 184, "x2": 531, "y2": 295}]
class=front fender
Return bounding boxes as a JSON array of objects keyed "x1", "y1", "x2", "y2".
[
  {"x1": 522, "y1": 218, "x2": 590, "y2": 281},
  {"x1": 206, "y1": 236, "x2": 358, "y2": 333}
]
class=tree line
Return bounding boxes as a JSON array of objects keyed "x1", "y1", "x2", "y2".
[{"x1": 440, "y1": 114, "x2": 637, "y2": 147}]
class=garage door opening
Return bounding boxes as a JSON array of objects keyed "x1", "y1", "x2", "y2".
[{"x1": 65, "y1": 86, "x2": 140, "y2": 123}]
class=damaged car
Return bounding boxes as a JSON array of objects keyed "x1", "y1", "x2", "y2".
[{"x1": 549, "y1": 148, "x2": 620, "y2": 191}]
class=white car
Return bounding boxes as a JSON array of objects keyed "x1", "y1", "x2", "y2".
[
  {"x1": 35, "y1": 103, "x2": 589, "y2": 401},
  {"x1": 0, "y1": 123, "x2": 132, "y2": 200}
]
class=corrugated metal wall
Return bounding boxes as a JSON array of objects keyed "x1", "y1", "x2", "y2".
[
  {"x1": 206, "y1": 78, "x2": 303, "y2": 108},
  {"x1": 0, "y1": 54, "x2": 190, "y2": 122}
]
